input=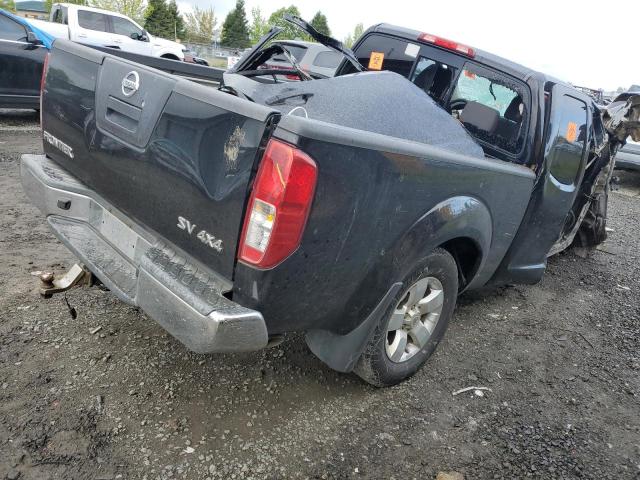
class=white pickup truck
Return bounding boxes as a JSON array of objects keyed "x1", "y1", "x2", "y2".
[{"x1": 30, "y1": 3, "x2": 184, "y2": 61}]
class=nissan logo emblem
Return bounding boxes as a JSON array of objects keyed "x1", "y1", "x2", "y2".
[{"x1": 121, "y1": 71, "x2": 140, "y2": 97}]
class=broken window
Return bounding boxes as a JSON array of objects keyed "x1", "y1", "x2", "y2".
[{"x1": 449, "y1": 65, "x2": 529, "y2": 156}]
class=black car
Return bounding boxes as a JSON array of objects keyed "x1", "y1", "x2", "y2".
[{"x1": 0, "y1": 10, "x2": 49, "y2": 110}]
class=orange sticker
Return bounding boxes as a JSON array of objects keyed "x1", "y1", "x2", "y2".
[
  {"x1": 566, "y1": 122, "x2": 578, "y2": 143},
  {"x1": 463, "y1": 70, "x2": 476, "y2": 79},
  {"x1": 368, "y1": 51, "x2": 384, "y2": 70}
]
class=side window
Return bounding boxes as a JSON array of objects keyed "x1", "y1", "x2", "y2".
[
  {"x1": 77, "y1": 11, "x2": 108, "y2": 32},
  {"x1": 548, "y1": 95, "x2": 587, "y2": 185},
  {"x1": 111, "y1": 16, "x2": 143, "y2": 38},
  {"x1": 312, "y1": 51, "x2": 341, "y2": 69},
  {"x1": 0, "y1": 15, "x2": 27, "y2": 42},
  {"x1": 410, "y1": 56, "x2": 456, "y2": 103},
  {"x1": 450, "y1": 65, "x2": 529, "y2": 155},
  {"x1": 353, "y1": 34, "x2": 416, "y2": 77}
]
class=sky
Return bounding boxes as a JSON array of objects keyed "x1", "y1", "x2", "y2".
[{"x1": 177, "y1": 0, "x2": 638, "y2": 91}]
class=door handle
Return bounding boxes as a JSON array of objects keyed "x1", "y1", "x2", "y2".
[
  {"x1": 78, "y1": 33, "x2": 87, "y2": 38},
  {"x1": 113, "y1": 39, "x2": 122, "y2": 43}
]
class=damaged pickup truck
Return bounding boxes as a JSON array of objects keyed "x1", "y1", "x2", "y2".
[{"x1": 21, "y1": 17, "x2": 640, "y2": 386}]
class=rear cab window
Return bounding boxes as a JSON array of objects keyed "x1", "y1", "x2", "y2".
[
  {"x1": 52, "y1": 6, "x2": 68, "y2": 24},
  {"x1": 273, "y1": 43, "x2": 307, "y2": 63},
  {"x1": 313, "y1": 51, "x2": 341, "y2": 69},
  {"x1": 350, "y1": 32, "x2": 531, "y2": 163},
  {"x1": 353, "y1": 34, "x2": 416, "y2": 77}
]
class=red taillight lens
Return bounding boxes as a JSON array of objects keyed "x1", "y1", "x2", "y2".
[
  {"x1": 238, "y1": 139, "x2": 317, "y2": 269},
  {"x1": 418, "y1": 33, "x2": 475, "y2": 58},
  {"x1": 40, "y1": 52, "x2": 49, "y2": 125}
]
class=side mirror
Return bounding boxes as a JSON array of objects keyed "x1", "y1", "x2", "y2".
[
  {"x1": 27, "y1": 31, "x2": 43, "y2": 45},
  {"x1": 130, "y1": 32, "x2": 139, "y2": 40},
  {"x1": 140, "y1": 30, "x2": 149, "y2": 42}
]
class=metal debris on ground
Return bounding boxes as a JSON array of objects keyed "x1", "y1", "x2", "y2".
[{"x1": 452, "y1": 386, "x2": 493, "y2": 396}]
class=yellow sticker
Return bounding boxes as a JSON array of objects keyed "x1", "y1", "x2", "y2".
[
  {"x1": 368, "y1": 51, "x2": 385, "y2": 70},
  {"x1": 566, "y1": 122, "x2": 578, "y2": 143}
]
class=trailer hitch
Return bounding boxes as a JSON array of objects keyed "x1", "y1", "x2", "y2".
[{"x1": 32, "y1": 264, "x2": 93, "y2": 298}]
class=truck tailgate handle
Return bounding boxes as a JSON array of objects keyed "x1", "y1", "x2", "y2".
[
  {"x1": 105, "y1": 95, "x2": 142, "y2": 133},
  {"x1": 95, "y1": 56, "x2": 176, "y2": 149}
]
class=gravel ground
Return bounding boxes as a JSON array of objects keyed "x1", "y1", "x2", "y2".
[{"x1": 1, "y1": 109, "x2": 639, "y2": 479}]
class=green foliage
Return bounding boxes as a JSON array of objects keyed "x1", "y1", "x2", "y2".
[
  {"x1": 343, "y1": 23, "x2": 363, "y2": 48},
  {"x1": 0, "y1": 0, "x2": 16, "y2": 12},
  {"x1": 266, "y1": 5, "x2": 303, "y2": 40},
  {"x1": 184, "y1": 5, "x2": 216, "y2": 44},
  {"x1": 248, "y1": 6, "x2": 268, "y2": 44},
  {"x1": 144, "y1": 0, "x2": 182, "y2": 39},
  {"x1": 89, "y1": 0, "x2": 147, "y2": 24},
  {"x1": 309, "y1": 11, "x2": 330, "y2": 37},
  {"x1": 167, "y1": 0, "x2": 184, "y2": 40},
  {"x1": 220, "y1": 0, "x2": 250, "y2": 48}
]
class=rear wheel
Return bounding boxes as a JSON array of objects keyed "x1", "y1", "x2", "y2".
[{"x1": 354, "y1": 248, "x2": 458, "y2": 387}]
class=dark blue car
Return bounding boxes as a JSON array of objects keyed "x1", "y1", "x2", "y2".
[{"x1": 0, "y1": 9, "x2": 54, "y2": 109}]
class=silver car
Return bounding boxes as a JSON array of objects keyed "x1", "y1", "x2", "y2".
[
  {"x1": 267, "y1": 40, "x2": 342, "y2": 78},
  {"x1": 615, "y1": 138, "x2": 640, "y2": 170}
]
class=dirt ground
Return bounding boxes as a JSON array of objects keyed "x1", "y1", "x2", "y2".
[{"x1": 1, "y1": 109, "x2": 639, "y2": 480}]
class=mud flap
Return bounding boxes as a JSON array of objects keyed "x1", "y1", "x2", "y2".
[{"x1": 304, "y1": 283, "x2": 402, "y2": 373}]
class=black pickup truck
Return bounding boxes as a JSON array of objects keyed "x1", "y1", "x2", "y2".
[{"x1": 21, "y1": 17, "x2": 640, "y2": 386}]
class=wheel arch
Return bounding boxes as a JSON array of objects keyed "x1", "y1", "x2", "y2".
[
  {"x1": 389, "y1": 195, "x2": 492, "y2": 290},
  {"x1": 439, "y1": 236, "x2": 482, "y2": 291},
  {"x1": 160, "y1": 53, "x2": 181, "y2": 61},
  {"x1": 305, "y1": 195, "x2": 492, "y2": 373}
]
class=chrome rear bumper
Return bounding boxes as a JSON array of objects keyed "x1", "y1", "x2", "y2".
[{"x1": 20, "y1": 154, "x2": 268, "y2": 353}]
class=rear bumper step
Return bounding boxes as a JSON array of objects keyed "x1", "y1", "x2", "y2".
[{"x1": 20, "y1": 154, "x2": 268, "y2": 354}]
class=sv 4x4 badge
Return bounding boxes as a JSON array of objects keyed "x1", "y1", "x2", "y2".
[{"x1": 177, "y1": 216, "x2": 223, "y2": 253}]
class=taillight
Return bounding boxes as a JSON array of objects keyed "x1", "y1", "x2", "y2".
[
  {"x1": 238, "y1": 139, "x2": 317, "y2": 269},
  {"x1": 418, "y1": 33, "x2": 475, "y2": 58},
  {"x1": 40, "y1": 52, "x2": 50, "y2": 125}
]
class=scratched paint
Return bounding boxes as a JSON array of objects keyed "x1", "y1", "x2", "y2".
[{"x1": 223, "y1": 126, "x2": 246, "y2": 172}]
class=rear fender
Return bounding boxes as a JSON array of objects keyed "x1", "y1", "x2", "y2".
[
  {"x1": 306, "y1": 195, "x2": 491, "y2": 373},
  {"x1": 389, "y1": 195, "x2": 491, "y2": 283}
]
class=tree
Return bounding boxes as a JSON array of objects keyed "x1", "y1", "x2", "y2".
[
  {"x1": 249, "y1": 6, "x2": 269, "y2": 44},
  {"x1": 220, "y1": 0, "x2": 250, "y2": 48},
  {"x1": 343, "y1": 23, "x2": 364, "y2": 48},
  {"x1": 267, "y1": 5, "x2": 303, "y2": 40},
  {"x1": 167, "y1": 0, "x2": 185, "y2": 40},
  {"x1": 0, "y1": 0, "x2": 16, "y2": 12},
  {"x1": 144, "y1": 0, "x2": 170, "y2": 37},
  {"x1": 89, "y1": 0, "x2": 147, "y2": 24},
  {"x1": 309, "y1": 11, "x2": 330, "y2": 36},
  {"x1": 144, "y1": 0, "x2": 182, "y2": 39},
  {"x1": 184, "y1": 6, "x2": 216, "y2": 44}
]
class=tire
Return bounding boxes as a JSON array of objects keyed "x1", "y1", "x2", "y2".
[
  {"x1": 574, "y1": 187, "x2": 609, "y2": 248},
  {"x1": 354, "y1": 248, "x2": 458, "y2": 387}
]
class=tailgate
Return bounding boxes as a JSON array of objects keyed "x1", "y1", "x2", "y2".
[{"x1": 41, "y1": 40, "x2": 279, "y2": 280}]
